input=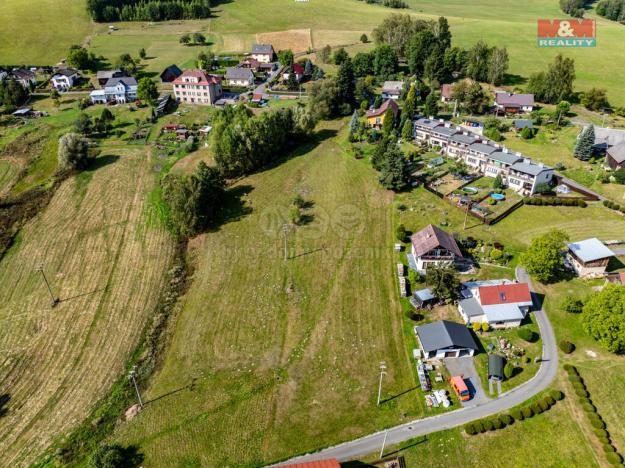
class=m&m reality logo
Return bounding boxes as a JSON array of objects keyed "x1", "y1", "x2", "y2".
[{"x1": 537, "y1": 19, "x2": 596, "y2": 47}]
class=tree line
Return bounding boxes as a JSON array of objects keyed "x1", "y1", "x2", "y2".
[
  {"x1": 209, "y1": 105, "x2": 315, "y2": 178},
  {"x1": 86, "y1": 0, "x2": 211, "y2": 22},
  {"x1": 596, "y1": 0, "x2": 625, "y2": 22}
]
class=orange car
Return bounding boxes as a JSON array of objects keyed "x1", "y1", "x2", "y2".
[{"x1": 450, "y1": 375, "x2": 470, "y2": 401}]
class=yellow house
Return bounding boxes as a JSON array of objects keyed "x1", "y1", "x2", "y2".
[{"x1": 366, "y1": 98, "x2": 400, "y2": 129}]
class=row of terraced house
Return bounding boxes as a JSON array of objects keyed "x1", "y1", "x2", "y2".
[{"x1": 413, "y1": 117, "x2": 555, "y2": 197}]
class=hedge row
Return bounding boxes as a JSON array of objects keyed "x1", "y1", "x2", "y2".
[
  {"x1": 464, "y1": 390, "x2": 564, "y2": 436},
  {"x1": 525, "y1": 197, "x2": 587, "y2": 207},
  {"x1": 568, "y1": 365, "x2": 623, "y2": 465},
  {"x1": 603, "y1": 200, "x2": 625, "y2": 214}
]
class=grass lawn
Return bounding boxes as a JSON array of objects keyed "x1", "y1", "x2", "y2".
[
  {"x1": 356, "y1": 397, "x2": 598, "y2": 467},
  {"x1": 114, "y1": 119, "x2": 421, "y2": 466},
  {"x1": 0, "y1": 0, "x2": 94, "y2": 65}
]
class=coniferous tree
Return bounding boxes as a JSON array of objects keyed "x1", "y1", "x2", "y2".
[
  {"x1": 574, "y1": 125, "x2": 595, "y2": 161},
  {"x1": 379, "y1": 145, "x2": 409, "y2": 191}
]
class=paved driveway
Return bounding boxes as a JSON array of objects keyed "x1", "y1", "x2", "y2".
[{"x1": 444, "y1": 357, "x2": 489, "y2": 407}]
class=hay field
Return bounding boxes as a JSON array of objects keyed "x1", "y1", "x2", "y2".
[
  {"x1": 115, "y1": 121, "x2": 421, "y2": 466},
  {"x1": 257, "y1": 29, "x2": 312, "y2": 53},
  {"x1": 0, "y1": 147, "x2": 174, "y2": 464}
]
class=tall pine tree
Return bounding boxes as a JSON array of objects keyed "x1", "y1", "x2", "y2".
[{"x1": 574, "y1": 125, "x2": 595, "y2": 161}]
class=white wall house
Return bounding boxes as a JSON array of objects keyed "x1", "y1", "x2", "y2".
[
  {"x1": 51, "y1": 69, "x2": 80, "y2": 91},
  {"x1": 415, "y1": 320, "x2": 478, "y2": 360},
  {"x1": 566, "y1": 238, "x2": 615, "y2": 277},
  {"x1": 90, "y1": 77, "x2": 137, "y2": 104},
  {"x1": 250, "y1": 44, "x2": 275, "y2": 63},
  {"x1": 172, "y1": 70, "x2": 222, "y2": 106}
]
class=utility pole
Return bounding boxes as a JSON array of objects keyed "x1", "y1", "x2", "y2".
[
  {"x1": 377, "y1": 361, "x2": 387, "y2": 406},
  {"x1": 35, "y1": 263, "x2": 58, "y2": 307},
  {"x1": 463, "y1": 201, "x2": 471, "y2": 230},
  {"x1": 128, "y1": 365, "x2": 143, "y2": 408},
  {"x1": 379, "y1": 429, "x2": 389, "y2": 458}
]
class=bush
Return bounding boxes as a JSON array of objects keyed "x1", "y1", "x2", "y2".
[
  {"x1": 594, "y1": 428, "x2": 609, "y2": 438},
  {"x1": 538, "y1": 399, "x2": 550, "y2": 412},
  {"x1": 603, "y1": 444, "x2": 616, "y2": 453},
  {"x1": 575, "y1": 387, "x2": 589, "y2": 398},
  {"x1": 517, "y1": 328, "x2": 537, "y2": 342},
  {"x1": 490, "y1": 418, "x2": 502, "y2": 430},
  {"x1": 590, "y1": 418, "x2": 606, "y2": 430},
  {"x1": 511, "y1": 408, "x2": 524, "y2": 420},
  {"x1": 572, "y1": 382, "x2": 586, "y2": 393},
  {"x1": 606, "y1": 452, "x2": 623, "y2": 465},
  {"x1": 582, "y1": 402, "x2": 596, "y2": 413},
  {"x1": 504, "y1": 362, "x2": 515, "y2": 380},
  {"x1": 465, "y1": 423, "x2": 477, "y2": 435},
  {"x1": 563, "y1": 364, "x2": 578, "y2": 374},
  {"x1": 550, "y1": 390, "x2": 564, "y2": 401},
  {"x1": 522, "y1": 406, "x2": 534, "y2": 418},
  {"x1": 559, "y1": 340, "x2": 575, "y2": 354},
  {"x1": 531, "y1": 402, "x2": 544, "y2": 414},
  {"x1": 562, "y1": 297, "x2": 584, "y2": 314},
  {"x1": 395, "y1": 224, "x2": 407, "y2": 242},
  {"x1": 568, "y1": 374, "x2": 582, "y2": 383},
  {"x1": 483, "y1": 419, "x2": 494, "y2": 431},
  {"x1": 598, "y1": 436, "x2": 611, "y2": 445},
  {"x1": 544, "y1": 395, "x2": 556, "y2": 407},
  {"x1": 501, "y1": 414, "x2": 514, "y2": 425},
  {"x1": 473, "y1": 421, "x2": 485, "y2": 433}
]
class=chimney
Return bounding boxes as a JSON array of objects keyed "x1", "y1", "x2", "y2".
[
  {"x1": 445, "y1": 123, "x2": 450, "y2": 128},
  {"x1": 515, "y1": 151, "x2": 522, "y2": 156},
  {"x1": 463, "y1": 131, "x2": 468, "y2": 136},
  {"x1": 502, "y1": 148, "x2": 508, "y2": 153},
  {"x1": 524, "y1": 158, "x2": 531, "y2": 164},
  {"x1": 538, "y1": 162, "x2": 544, "y2": 168},
  {"x1": 439, "y1": 118, "x2": 444, "y2": 123},
  {"x1": 429, "y1": 115, "x2": 434, "y2": 120},
  {"x1": 494, "y1": 144, "x2": 501, "y2": 149},
  {"x1": 474, "y1": 134, "x2": 480, "y2": 139}
]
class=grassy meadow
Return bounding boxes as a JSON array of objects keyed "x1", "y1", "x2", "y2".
[
  {"x1": 115, "y1": 119, "x2": 422, "y2": 466},
  {"x1": 0, "y1": 0, "x2": 94, "y2": 65}
]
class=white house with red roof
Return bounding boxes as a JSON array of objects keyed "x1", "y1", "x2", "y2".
[
  {"x1": 458, "y1": 279, "x2": 533, "y2": 328},
  {"x1": 172, "y1": 70, "x2": 222, "y2": 106},
  {"x1": 408, "y1": 224, "x2": 463, "y2": 273},
  {"x1": 282, "y1": 63, "x2": 304, "y2": 82}
]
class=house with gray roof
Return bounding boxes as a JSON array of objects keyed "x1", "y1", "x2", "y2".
[
  {"x1": 96, "y1": 69, "x2": 127, "y2": 86},
  {"x1": 429, "y1": 124, "x2": 461, "y2": 147},
  {"x1": 566, "y1": 238, "x2": 615, "y2": 277},
  {"x1": 90, "y1": 76, "x2": 137, "y2": 104},
  {"x1": 507, "y1": 160, "x2": 555, "y2": 196},
  {"x1": 605, "y1": 142, "x2": 625, "y2": 170},
  {"x1": 381, "y1": 81, "x2": 404, "y2": 100},
  {"x1": 413, "y1": 117, "x2": 442, "y2": 141},
  {"x1": 415, "y1": 320, "x2": 478, "y2": 359},
  {"x1": 465, "y1": 141, "x2": 497, "y2": 171},
  {"x1": 224, "y1": 67, "x2": 255, "y2": 87},
  {"x1": 250, "y1": 44, "x2": 275, "y2": 63},
  {"x1": 495, "y1": 91, "x2": 534, "y2": 113},
  {"x1": 485, "y1": 150, "x2": 524, "y2": 177},
  {"x1": 586, "y1": 125, "x2": 625, "y2": 154},
  {"x1": 446, "y1": 132, "x2": 480, "y2": 158}
]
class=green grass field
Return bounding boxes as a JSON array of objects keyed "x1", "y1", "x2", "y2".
[
  {"x1": 358, "y1": 396, "x2": 599, "y2": 467},
  {"x1": 115, "y1": 120, "x2": 422, "y2": 466},
  {"x1": 0, "y1": 0, "x2": 94, "y2": 65}
]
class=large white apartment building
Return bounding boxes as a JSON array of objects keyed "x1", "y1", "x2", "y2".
[
  {"x1": 172, "y1": 70, "x2": 222, "y2": 106},
  {"x1": 412, "y1": 117, "x2": 554, "y2": 196}
]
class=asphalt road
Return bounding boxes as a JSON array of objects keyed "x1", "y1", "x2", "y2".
[{"x1": 272, "y1": 267, "x2": 557, "y2": 465}]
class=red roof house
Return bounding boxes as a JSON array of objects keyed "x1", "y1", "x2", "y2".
[
  {"x1": 478, "y1": 283, "x2": 532, "y2": 306},
  {"x1": 441, "y1": 83, "x2": 454, "y2": 101}
]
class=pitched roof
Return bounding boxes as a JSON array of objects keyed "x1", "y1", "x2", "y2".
[
  {"x1": 482, "y1": 304, "x2": 526, "y2": 322},
  {"x1": 488, "y1": 150, "x2": 523, "y2": 165},
  {"x1": 173, "y1": 69, "x2": 221, "y2": 85},
  {"x1": 416, "y1": 320, "x2": 478, "y2": 352},
  {"x1": 478, "y1": 283, "x2": 532, "y2": 306},
  {"x1": 292, "y1": 63, "x2": 304, "y2": 75},
  {"x1": 276, "y1": 460, "x2": 340, "y2": 468},
  {"x1": 441, "y1": 83, "x2": 454, "y2": 99},
  {"x1": 252, "y1": 44, "x2": 274, "y2": 55},
  {"x1": 105, "y1": 76, "x2": 137, "y2": 88},
  {"x1": 450, "y1": 133, "x2": 478, "y2": 145},
  {"x1": 459, "y1": 297, "x2": 484, "y2": 318},
  {"x1": 415, "y1": 117, "x2": 442, "y2": 129},
  {"x1": 53, "y1": 68, "x2": 79, "y2": 77},
  {"x1": 510, "y1": 161, "x2": 551, "y2": 176},
  {"x1": 591, "y1": 126, "x2": 625, "y2": 147},
  {"x1": 469, "y1": 142, "x2": 497, "y2": 155},
  {"x1": 607, "y1": 142, "x2": 625, "y2": 164},
  {"x1": 431, "y1": 125, "x2": 460, "y2": 138},
  {"x1": 495, "y1": 92, "x2": 534, "y2": 107},
  {"x1": 410, "y1": 224, "x2": 462, "y2": 258},
  {"x1": 160, "y1": 64, "x2": 182, "y2": 81},
  {"x1": 225, "y1": 67, "x2": 255, "y2": 80},
  {"x1": 488, "y1": 354, "x2": 505, "y2": 378},
  {"x1": 97, "y1": 69, "x2": 123, "y2": 79},
  {"x1": 366, "y1": 98, "x2": 400, "y2": 118},
  {"x1": 382, "y1": 80, "x2": 403, "y2": 94},
  {"x1": 567, "y1": 238, "x2": 615, "y2": 263}
]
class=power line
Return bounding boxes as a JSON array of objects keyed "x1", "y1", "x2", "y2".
[
  {"x1": 128, "y1": 365, "x2": 143, "y2": 408},
  {"x1": 35, "y1": 263, "x2": 59, "y2": 307}
]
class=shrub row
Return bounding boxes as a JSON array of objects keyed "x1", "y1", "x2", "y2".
[
  {"x1": 603, "y1": 200, "x2": 625, "y2": 214},
  {"x1": 464, "y1": 391, "x2": 563, "y2": 436},
  {"x1": 525, "y1": 197, "x2": 587, "y2": 207},
  {"x1": 568, "y1": 365, "x2": 623, "y2": 465}
]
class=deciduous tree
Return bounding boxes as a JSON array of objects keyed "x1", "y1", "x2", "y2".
[
  {"x1": 583, "y1": 284, "x2": 625, "y2": 354},
  {"x1": 521, "y1": 229, "x2": 569, "y2": 283}
]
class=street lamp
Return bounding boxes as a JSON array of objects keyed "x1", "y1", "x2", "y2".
[
  {"x1": 35, "y1": 263, "x2": 59, "y2": 307},
  {"x1": 377, "y1": 361, "x2": 387, "y2": 406},
  {"x1": 128, "y1": 365, "x2": 143, "y2": 408}
]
